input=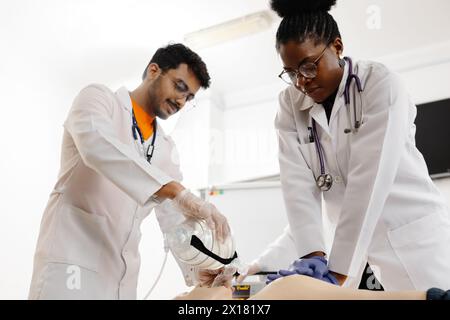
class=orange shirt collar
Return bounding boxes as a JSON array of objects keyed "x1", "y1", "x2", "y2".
[{"x1": 131, "y1": 97, "x2": 155, "y2": 140}]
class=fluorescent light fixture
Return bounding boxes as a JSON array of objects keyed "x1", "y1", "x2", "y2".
[{"x1": 184, "y1": 10, "x2": 276, "y2": 49}]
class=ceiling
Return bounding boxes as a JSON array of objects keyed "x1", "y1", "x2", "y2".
[{"x1": 1, "y1": 0, "x2": 450, "y2": 104}]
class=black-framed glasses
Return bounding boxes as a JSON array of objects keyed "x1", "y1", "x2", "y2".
[{"x1": 278, "y1": 45, "x2": 329, "y2": 85}]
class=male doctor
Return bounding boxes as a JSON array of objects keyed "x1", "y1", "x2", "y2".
[{"x1": 29, "y1": 43, "x2": 230, "y2": 299}]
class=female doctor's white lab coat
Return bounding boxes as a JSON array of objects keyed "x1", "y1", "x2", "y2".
[
  {"x1": 29, "y1": 84, "x2": 195, "y2": 299},
  {"x1": 255, "y1": 59, "x2": 450, "y2": 291}
]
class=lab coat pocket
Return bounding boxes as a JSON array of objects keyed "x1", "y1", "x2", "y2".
[
  {"x1": 387, "y1": 212, "x2": 450, "y2": 290},
  {"x1": 298, "y1": 142, "x2": 320, "y2": 179},
  {"x1": 50, "y1": 204, "x2": 107, "y2": 273},
  {"x1": 36, "y1": 262, "x2": 107, "y2": 299}
]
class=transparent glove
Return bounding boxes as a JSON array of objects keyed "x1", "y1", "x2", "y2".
[
  {"x1": 266, "y1": 256, "x2": 339, "y2": 285},
  {"x1": 197, "y1": 266, "x2": 235, "y2": 288},
  {"x1": 173, "y1": 189, "x2": 230, "y2": 243},
  {"x1": 197, "y1": 257, "x2": 249, "y2": 288},
  {"x1": 212, "y1": 265, "x2": 237, "y2": 288},
  {"x1": 197, "y1": 268, "x2": 223, "y2": 288},
  {"x1": 236, "y1": 262, "x2": 261, "y2": 283}
]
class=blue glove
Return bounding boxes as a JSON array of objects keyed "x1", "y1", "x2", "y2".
[{"x1": 266, "y1": 256, "x2": 339, "y2": 285}]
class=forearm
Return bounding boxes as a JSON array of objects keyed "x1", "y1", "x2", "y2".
[
  {"x1": 328, "y1": 271, "x2": 347, "y2": 286},
  {"x1": 301, "y1": 251, "x2": 325, "y2": 258},
  {"x1": 155, "y1": 181, "x2": 185, "y2": 200}
]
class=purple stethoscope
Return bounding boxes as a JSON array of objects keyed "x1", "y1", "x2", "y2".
[{"x1": 310, "y1": 57, "x2": 364, "y2": 191}]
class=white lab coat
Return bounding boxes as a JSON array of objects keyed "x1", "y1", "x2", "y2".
[
  {"x1": 255, "y1": 59, "x2": 450, "y2": 291},
  {"x1": 29, "y1": 85, "x2": 196, "y2": 299}
]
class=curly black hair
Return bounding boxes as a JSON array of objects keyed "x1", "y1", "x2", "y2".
[
  {"x1": 142, "y1": 43, "x2": 211, "y2": 89},
  {"x1": 270, "y1": 0, "x2": 340, "y2": 49}
]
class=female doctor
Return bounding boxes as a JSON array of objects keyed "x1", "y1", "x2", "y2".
[{"x1": 239, "y1": 0, "x2": 450, "y2": 291}]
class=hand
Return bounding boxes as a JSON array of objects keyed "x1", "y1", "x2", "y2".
[
  {"x1": 236, "y1": 262, "x2": 261, "y2": 283},
  {"x1": 173, "y1": 189, "x2": 230, "y2": 243},
  {"x1": 197, "y1": 267, "x2": 235, "y2": 288},
  {"x1": 212, "y1": 266, "x2": 237, "y2": 288},
  {"x1": 266, "y1": 256, "x2": 339, "y2": 285},
  {"x1": 197, "y1": 268, "x2": 223, "y2": 288}
]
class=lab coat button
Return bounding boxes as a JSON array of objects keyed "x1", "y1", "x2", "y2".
[{"x1": 334, "y1": 176, "x2": 341, "y2": 183}]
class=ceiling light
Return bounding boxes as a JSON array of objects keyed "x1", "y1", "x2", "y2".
[{"x1": 184, "y1": 10, "x2": 276, "y2": 50}]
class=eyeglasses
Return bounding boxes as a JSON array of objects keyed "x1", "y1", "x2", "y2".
[
  {"x1": 168, "y1": 76, "x2": 197, "y2": 111},
  {"x1": 278, "y1": 45, "x2": 328, "y2": 85}
]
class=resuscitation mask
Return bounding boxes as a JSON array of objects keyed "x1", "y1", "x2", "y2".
[{"x1": 164, "y1": 219, "x2": 247, "y2": 273}]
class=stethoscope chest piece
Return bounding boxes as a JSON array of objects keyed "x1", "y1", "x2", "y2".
[{"x1": 316, "y1": 174, "x2": 333, "y2": 191}]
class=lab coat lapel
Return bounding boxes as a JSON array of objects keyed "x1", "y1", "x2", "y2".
[
  {"x1": 115, "y1": 86, "x2": 163, "y2": 139},
  {"x1": 116, "y1": 86, "x2": 132, "y2": 113},
  {"x1": 329, "y1": 58, "x2": 350, "y2": 125},
  {"x1": 310, "y1": 103, "x2": 331, "y2": 137}
]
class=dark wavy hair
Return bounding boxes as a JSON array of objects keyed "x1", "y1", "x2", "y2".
[
  {"x1": 270, "y1": 0, "x2": 341, "y2": 49},
  {"x1": 142, "y1": 43, "x2": 211, "y2": 89}
]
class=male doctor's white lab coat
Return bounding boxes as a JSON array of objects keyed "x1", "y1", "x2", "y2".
[
  {"x1": 29, "y1": 85, "x2": 194, "y2": 299},
  {"x1": 255, "y1": 59, "x2": 450, "y2": 291}
]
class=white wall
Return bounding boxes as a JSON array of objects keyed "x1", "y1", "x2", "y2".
[{"x1": 209, "y1": 97, "x2": 281, "y2": 185}]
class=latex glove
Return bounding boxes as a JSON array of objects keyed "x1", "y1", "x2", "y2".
[
  {"x1": 197, "y1": 269, "x2": 221, "y2": 287},
  {"x1": 212, "y1": 265, "x2": 237, "y2": 288},
  {"x1": 197, "y1": 266, "x2": 235, "y2": 288},
  {"x1": 173, "y1": 189, "x2": 230, "y2": 243},
  {"x1": 236, "y1": 262, "x2": 261, "y2": 283},
  {"x1": 266, "y1": 256, "x2": 338, "y2": 285}
]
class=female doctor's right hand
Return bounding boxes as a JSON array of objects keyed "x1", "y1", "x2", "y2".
[{"x1": 155, "y1": 182, "x2": 230, "y2": 243}]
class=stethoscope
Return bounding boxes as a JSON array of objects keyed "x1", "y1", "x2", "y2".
[
  {"x1": 132, "y1": 109, "x2": 157, "y2": 164},
  {"x1": 310, "y1": 57, "x2": 364, "y2": 192}
]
